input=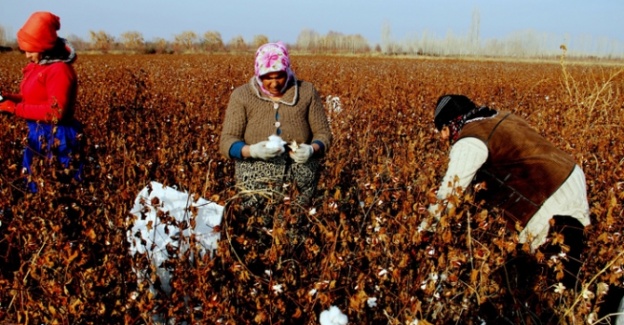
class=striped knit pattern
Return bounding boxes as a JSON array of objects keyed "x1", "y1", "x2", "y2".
[{"x1": 521, "y1": 165, "x2": 590, "y2": 251}]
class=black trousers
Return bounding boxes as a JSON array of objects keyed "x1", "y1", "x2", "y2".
[
  {"x1": 544, "y1": 215, "x2": 624, "y2": 323},
  {"x1": 540, "y1": 215, "x2": 586, "y2": 289}
]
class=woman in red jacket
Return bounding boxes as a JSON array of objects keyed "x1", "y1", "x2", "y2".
[{"x1": 0, "y1": 11, "x2": 84, "y2": 193}]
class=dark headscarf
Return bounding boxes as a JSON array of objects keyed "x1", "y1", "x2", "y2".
[{"x1": 434, "y1": 94, "x2": 497, "y2": 143}]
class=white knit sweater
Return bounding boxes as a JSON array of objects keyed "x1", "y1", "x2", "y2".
[{"x1": 429, "y1": 137, "x2": 590, "y2": 251}]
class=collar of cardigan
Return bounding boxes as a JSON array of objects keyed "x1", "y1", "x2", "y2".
[{"x1": 249, "y1": 77, "x2": 299, "y2": 106}]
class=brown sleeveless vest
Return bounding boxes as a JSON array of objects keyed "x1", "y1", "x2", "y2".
[{"x1": 458, "y1": 112, "x2": 576, "y2": 227}]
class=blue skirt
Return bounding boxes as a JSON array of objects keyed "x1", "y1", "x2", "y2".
[{"x1": 23, "y1": 119, "x2": 84, "y2": 192}]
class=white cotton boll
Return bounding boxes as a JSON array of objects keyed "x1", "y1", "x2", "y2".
[
  {"x1": 266, "y1": 135, "x2": 286, "y2": 152},
  {"x1": 319, "y1": 305, "x2": 348, "y2": 325},
  {"x1": 326, "y1": 95, "x2": 342, "y2": 113},
  {"x1": 272, "y1": 284, "x2": 283, "y2": 294}
]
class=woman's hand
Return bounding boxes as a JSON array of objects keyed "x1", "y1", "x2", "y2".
[
  {"x1": 249, "y1": 141, "x2": 283, "y2": 160},
  {"x1": 290, "y1": 143, "x2": 314, "y2": 164},
  {"x1": 0, "y1": 100, "x2": 16, "y2": 114}
]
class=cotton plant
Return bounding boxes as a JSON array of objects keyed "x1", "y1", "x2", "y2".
[{"x1": 325, "y1": 95, "x2": 342, "y2": 113}]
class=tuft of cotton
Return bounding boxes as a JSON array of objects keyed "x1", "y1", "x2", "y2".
[
  {"x1": 266, "y1": 135, "x2": 286, "y2": 151},
  {"x1": 272, "y1": 284, "x2": 283, "y2": 294},
  {"x1": 319, "y1": 305, "x2": 348, "y2": 325}
]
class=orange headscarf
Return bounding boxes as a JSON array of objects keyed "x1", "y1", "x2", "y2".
[{"x1": 17, "y1": 11, "x2": 60, "y2": 53}]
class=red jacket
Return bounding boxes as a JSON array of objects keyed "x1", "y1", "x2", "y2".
[{"x1": 14, "y1": 61, "x2": 77, "y2": 122}]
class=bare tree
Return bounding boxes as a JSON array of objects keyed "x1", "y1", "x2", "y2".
[
  {"x1": 89, "y1": 30, "x2": 115, "y2": 53},
  {"x1": 345, "y1": 34, "x2": 370, "y2": 53},
  {"x1": 150, "y1": 37, "x2": 169, "y2": 54},
  {"x1": 65, "y1": 34, "x2": 88, "y2": 51},
  {"x1": 325, "y1": 31, "x2": 342, "y2": 52},
  {"x1": 173, "y1": 31, "x2": 198, "y2": 53},
  {"x1": 0, "y1": 25, "x2": 7, "y2": 46},
  {"x1": 381, "y1": 21, "x2": 401, "y2": 54},
  {"x1": 251, "y1": 34, "x2": 269, "y2": 49},
  {"x1": 227, "y1": 35, "x2": 247, "y2": 52},
  {"x1": 469, "y1": 7, "x2": 481, "y2": 55},
  {"x1": 120, "y1": 31, "x2": 145, "y2": 52},
  {"x1": 203, "y1": 31, "x2": 225, "y2": 52},
  {"x1": 0, "y1": 25, "x2": 13, "y2": 52},
  {"x1": 296, "y1": 29, "x2": 320, "y2": 52}
]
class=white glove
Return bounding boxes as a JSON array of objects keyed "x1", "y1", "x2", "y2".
[
  {"x1": 290, "y1": 143, "x2": 314, "y2": 164},
  {"x1": 249, "y1": 141, "x2": 283, "y2": 160}
]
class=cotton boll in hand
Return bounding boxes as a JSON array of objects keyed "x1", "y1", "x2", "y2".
[
  {"x1": 319, "y1": 305, "x2": 348, "y2": 325},
  {"x1": 266, "y1": 135, "x2": 286, "y2": 153}
]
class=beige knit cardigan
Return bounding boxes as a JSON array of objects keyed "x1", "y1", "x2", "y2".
[{"x1": 219, "y1": 78, "x2": 332, "y2": 158}]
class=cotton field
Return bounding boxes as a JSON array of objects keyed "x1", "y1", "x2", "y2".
[{"x1": 0, "y1": 53, "x2": 622, "y2": 324}]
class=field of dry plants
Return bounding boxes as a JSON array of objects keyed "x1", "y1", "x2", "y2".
[{"x1": 0, "y1": 52, "x2": 622, "y2": 324}]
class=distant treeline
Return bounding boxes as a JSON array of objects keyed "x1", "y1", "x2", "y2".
[{"x1": 1, "y1": 22, "x2": 622, "y2": 59}]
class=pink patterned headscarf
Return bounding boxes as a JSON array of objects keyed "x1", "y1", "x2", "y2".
[{"x1": 254, "y1": 41, "x2": 295, "y2": 96}]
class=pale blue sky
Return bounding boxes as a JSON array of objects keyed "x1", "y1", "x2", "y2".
[{"x1": 1, "y1": 0, "x2": 621, "y2": 54}]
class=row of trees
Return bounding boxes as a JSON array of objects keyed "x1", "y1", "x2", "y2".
[
  {"x1": 77, "y1": 29, "x2": 373, "y2": 54},
  {"x1": 1, "y1": 17, "x2": 622, "y2": 58},
  {"x1": 0, "y1": 26, "x2": 372, "y2": 55}
]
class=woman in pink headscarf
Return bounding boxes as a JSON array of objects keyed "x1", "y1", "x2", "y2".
[
  {"x1": 220, "y1": 41, "x2": 332, "y2": 209},
  {"x1": 218, "y1": 42, "x2": 332, "y2": 322}
]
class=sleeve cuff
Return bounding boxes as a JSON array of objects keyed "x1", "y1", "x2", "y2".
[
  {"x1": 229, "y1": 141, "x2": 246, "y2": 159},
  {"x1": 312, "y1": 140, "x2": 325, "y2": 155}
]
